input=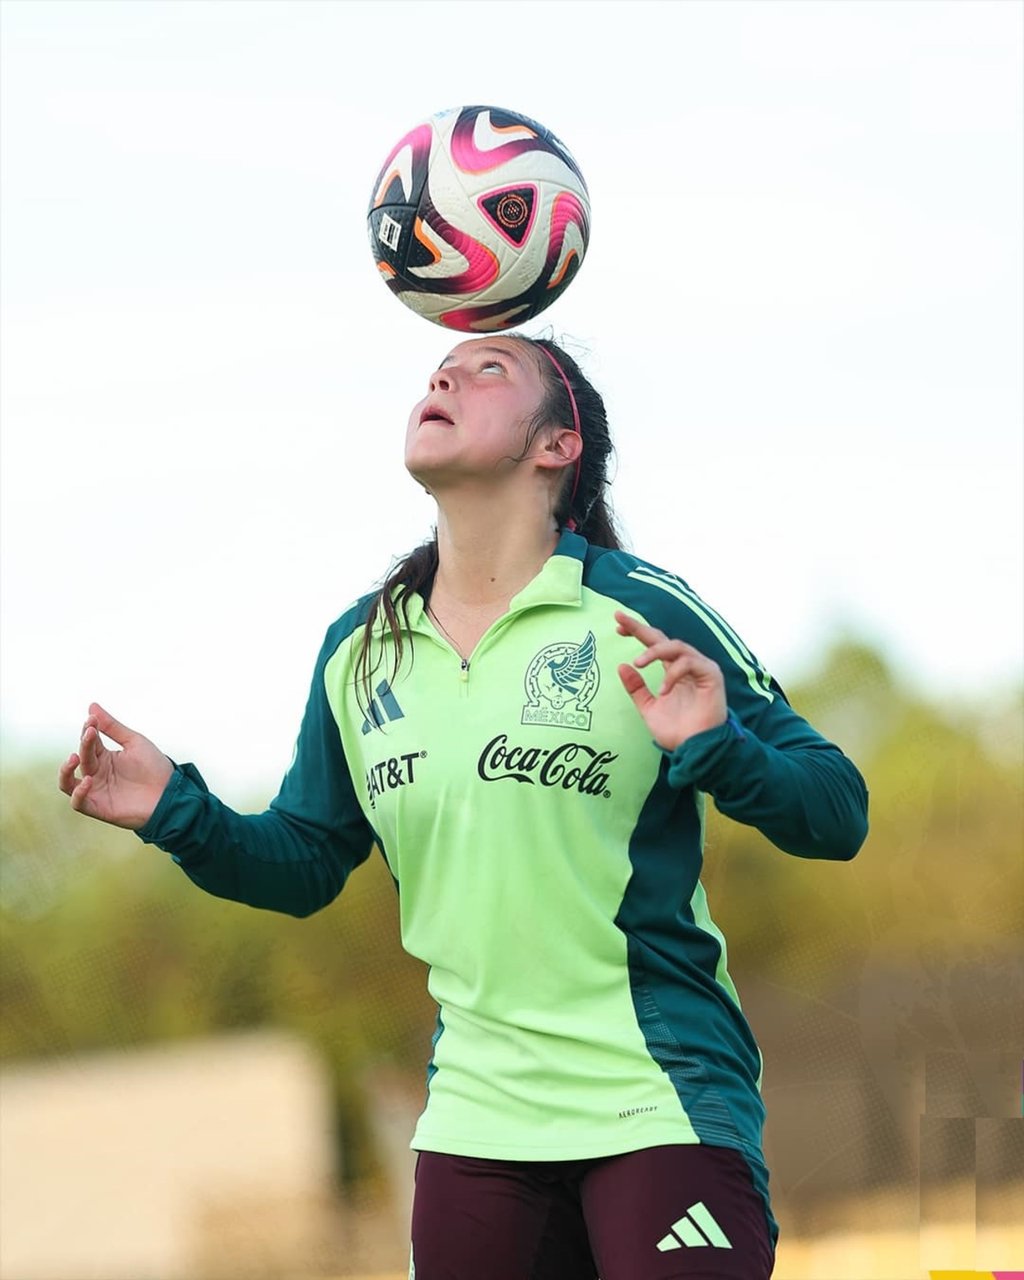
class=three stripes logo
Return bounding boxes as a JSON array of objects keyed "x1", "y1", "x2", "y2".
[
  {"x1": 627, "y1": 565, "x2": 776, "y2": 704},
  {"x1": 361, "y1": 680, "x2": 405, "y2": 734},
  {"x1": 656, "y1": 1200, "x2": 733, "y2": 1252}
]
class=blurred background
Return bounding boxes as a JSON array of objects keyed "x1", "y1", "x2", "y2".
[{"x1": 1, "y1": 2, "x2": 1021, "y2": 1278}]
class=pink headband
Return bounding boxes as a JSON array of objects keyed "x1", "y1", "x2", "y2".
[{"x1": 537, "y1": 346, "x2": 583, "y2": 532}]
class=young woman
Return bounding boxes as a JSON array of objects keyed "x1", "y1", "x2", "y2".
[{"x1": 59, "y1": 334, "x2": 868, "y2": 1280}]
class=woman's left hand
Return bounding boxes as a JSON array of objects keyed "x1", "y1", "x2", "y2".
[{"x1": 615, "y1": 611, "x2": 728, "y2": 751}]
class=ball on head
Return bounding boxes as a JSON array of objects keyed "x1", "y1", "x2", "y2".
[{"x1": 368, "y1": 105, "x2": 590, "y2": 332}]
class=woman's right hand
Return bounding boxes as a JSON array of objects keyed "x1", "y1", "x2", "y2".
[{"x1": 58, "y1": 703, "x2": 174, "y2": 831}]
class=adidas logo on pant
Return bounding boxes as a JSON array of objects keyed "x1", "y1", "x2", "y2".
[{"x1": 656, "y1": 1200, "x2": 733, "y2": 1251}]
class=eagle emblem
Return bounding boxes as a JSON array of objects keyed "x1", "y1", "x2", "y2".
[{"x1": 522, "y1": 631, "x2": 600, "y2": 730}]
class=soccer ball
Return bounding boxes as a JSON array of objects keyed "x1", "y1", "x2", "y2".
[{"x1": 367, "y1": 105, "x2": 590, "y2": 332}]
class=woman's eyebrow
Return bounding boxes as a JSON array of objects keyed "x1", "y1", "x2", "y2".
[{"x1": 437, "y1": 344, "x2": 525, "y2": 371}]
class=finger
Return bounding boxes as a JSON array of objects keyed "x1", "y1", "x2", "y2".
[
  {"x1": 68, "y1": 772, "x2": 94, "y2": 814},
  {"x1": 57, "y1": 753, "x2": 81, "y2": 796},
  {"x1": 632, "y1": 638, "x2": 696, "y2": 669},
  {"x1": 614, "y1": 612, "x2": 716, "y2": 665},
  {"x1": 658, "y1": 653, "x2": 723, "y2": 696},
  {"x1": 89, "y1": 702, "x2": 135, "y2": 748},
  {"x1": 614, "y1": 611, "x2": 668, "y2": 646},
  {"x1": 618, "y1": 663, "x2": 655, "y2": 711},
  {"x1": 636, "y1": 642, "x2": 717, "y2": 676},
  {"x1": 657, "y1": 654, "x2": 705, "y2": 693},
  {"x1": 79, "y1": 725, "x2": 105, "y2": 776}
]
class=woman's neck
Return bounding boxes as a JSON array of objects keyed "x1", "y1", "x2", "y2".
[{"x1": 431, "y1": 497, "x2": 559, "y2": 610}]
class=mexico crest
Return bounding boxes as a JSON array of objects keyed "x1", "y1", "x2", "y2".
[{"x1": 522, "y1": 631, "x2": 600, "y2": 730}]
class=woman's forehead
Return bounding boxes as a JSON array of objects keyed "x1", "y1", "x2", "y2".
[{"x1": 438, "y1": 336, "x2": 535, "y2": 370}]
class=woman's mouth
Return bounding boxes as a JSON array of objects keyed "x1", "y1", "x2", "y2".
[{"x1": 419, "y1": 404, "x2": 455, "y2": 426}]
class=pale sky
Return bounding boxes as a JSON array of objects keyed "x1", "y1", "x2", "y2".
[{"x1": 2, "y1": 0, "x2": 1021, "y2": 802}]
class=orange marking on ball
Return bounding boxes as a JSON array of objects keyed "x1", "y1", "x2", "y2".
[
  {"x1": 547, "y1": 250, "x2": 579, "y2": 289},
  {"x1": 414, "y1": 218, "x2": 444, "y2": 266}
]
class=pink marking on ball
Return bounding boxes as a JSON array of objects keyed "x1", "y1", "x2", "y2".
[
  {"x1": 414, "y1": 200, "x2": 500, "y2": 295},
  {"x1": 543, "y1": 192, "x2": 589, "y2": 288},
  {"x1": 438, "y1": 302, "x2": 532, "y2": 332},
  {"x1": 450, "y1": 114, "x2": 547, "y2": 175},
  {"x1": 371, "y1": 123, "x2": 433, "y2": 207}
]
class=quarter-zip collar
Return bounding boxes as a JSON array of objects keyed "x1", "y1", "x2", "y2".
[{"x1": 402, "y1": 528, "x2": 588, "y2": 639}]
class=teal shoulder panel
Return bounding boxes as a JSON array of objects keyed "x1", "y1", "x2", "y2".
[
  {"x1": 617, "y1": 768, "x2": 768, "y2": 1153},
  {"x1": 583, "y1": 545, "x2": 784, "y2": 724},
  {"x1": 581, "y1": 544, "x2": 772, "y2": 1159},
  {"x1": 268, "y1": 593, "x2": 379, "y2": 870},
  {"x1": 583, "y1": 544, "x2": 867, "y2": 849}
]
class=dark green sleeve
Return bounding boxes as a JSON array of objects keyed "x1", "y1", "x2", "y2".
[
  {"x1": 136, "y1": 619, "x2": 375, "y2": 916},
  {"x1": 595, "y1": 553, "x2": 869, "y2": 861},
  {"x1": 665, "y1": 704, "x2": 868, "y2": 861}
]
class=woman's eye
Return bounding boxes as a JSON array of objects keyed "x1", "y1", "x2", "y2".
[{"x1": 481, "y1": 360, "x2": 505, "y2": 373}]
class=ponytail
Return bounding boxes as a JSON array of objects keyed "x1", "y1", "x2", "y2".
[{"x1": 355, "y1": 536, "x2": 438, "y2": 720}]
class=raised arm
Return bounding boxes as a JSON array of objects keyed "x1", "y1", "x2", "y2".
[
  {"x1": 59, "y1": 621, "x2": 377, "y2": 917},
  {"x1": 615, "y1": 596, "x2": 868, "y2": 862}
]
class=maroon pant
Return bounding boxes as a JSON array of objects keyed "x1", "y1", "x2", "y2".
[{"x1": 410, "y1": 1144, "x2": 776, "y2": 1279}]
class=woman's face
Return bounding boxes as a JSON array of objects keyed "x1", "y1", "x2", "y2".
[{"x1": 405, "y1": 337, "x2": 549, "y2": 489}]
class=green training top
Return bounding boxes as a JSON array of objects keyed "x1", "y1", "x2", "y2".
[{"x1": 138, "y1": 530, "x2": 868, "y2": 1244}]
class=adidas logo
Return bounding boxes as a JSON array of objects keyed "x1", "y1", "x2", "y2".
[
  {"x1": 361, "y1": 680, "x2": 405, "y2": 734},
  {"x1": 656, "y1": 1200, "x2": 733, "y2": 1251}
]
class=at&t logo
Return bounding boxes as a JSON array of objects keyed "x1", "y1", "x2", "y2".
[{"x1": 365, "y1": 751, "x2": 425, "y2": 809}]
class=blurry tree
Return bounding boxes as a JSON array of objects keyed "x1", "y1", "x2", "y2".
[
  {"x1": 700, "y1": 639, "x2": 1023, "y2": 994},
  {"x1": 0, "y1": 766, "x2": 433, "y2": 1192}
]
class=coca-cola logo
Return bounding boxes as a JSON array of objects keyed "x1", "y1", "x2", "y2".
[{"x1": 477, "y1": 734, "x2": 616, "y2": 798}]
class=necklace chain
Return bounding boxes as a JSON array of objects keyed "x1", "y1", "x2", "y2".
[{"x1": 426, "y1": 603, "x2": 468, "y2": 662}]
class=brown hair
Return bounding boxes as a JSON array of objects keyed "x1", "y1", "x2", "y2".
[{"x1": 355, "y1": 334, "x2": 621, "y2": 713}]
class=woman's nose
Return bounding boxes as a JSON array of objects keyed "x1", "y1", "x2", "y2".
[{"x1": 429, "y1": 367, "x2": 454, "y2": 393}]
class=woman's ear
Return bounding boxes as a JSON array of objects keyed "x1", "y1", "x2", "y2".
[{"x1": 538, "y1": 428, "x2": 583, "y2": 470}]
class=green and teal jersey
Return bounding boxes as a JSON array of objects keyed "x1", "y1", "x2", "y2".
[{"x1": 139, "y1": 530, "x2": 868, "y2": 1244}]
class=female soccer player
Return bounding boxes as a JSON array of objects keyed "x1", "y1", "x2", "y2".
[{"x1": 59, "y1": 334, "x2": 868, "y2": 1280}]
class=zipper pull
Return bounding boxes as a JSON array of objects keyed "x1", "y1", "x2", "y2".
[{"x1": 460, "y1": 657, "x2": 470, "y2": 683}]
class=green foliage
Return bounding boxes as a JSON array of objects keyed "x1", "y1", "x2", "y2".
[
  {"x1": 2, "y1": 638, "x2": 1021, "y2": 1189},
  {"x1": 700, "y1": 640, "x2": 1024, "y2": 996},
  {"x1": 0, "y1": 767, "x2": 433, "y2": 1191}
]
